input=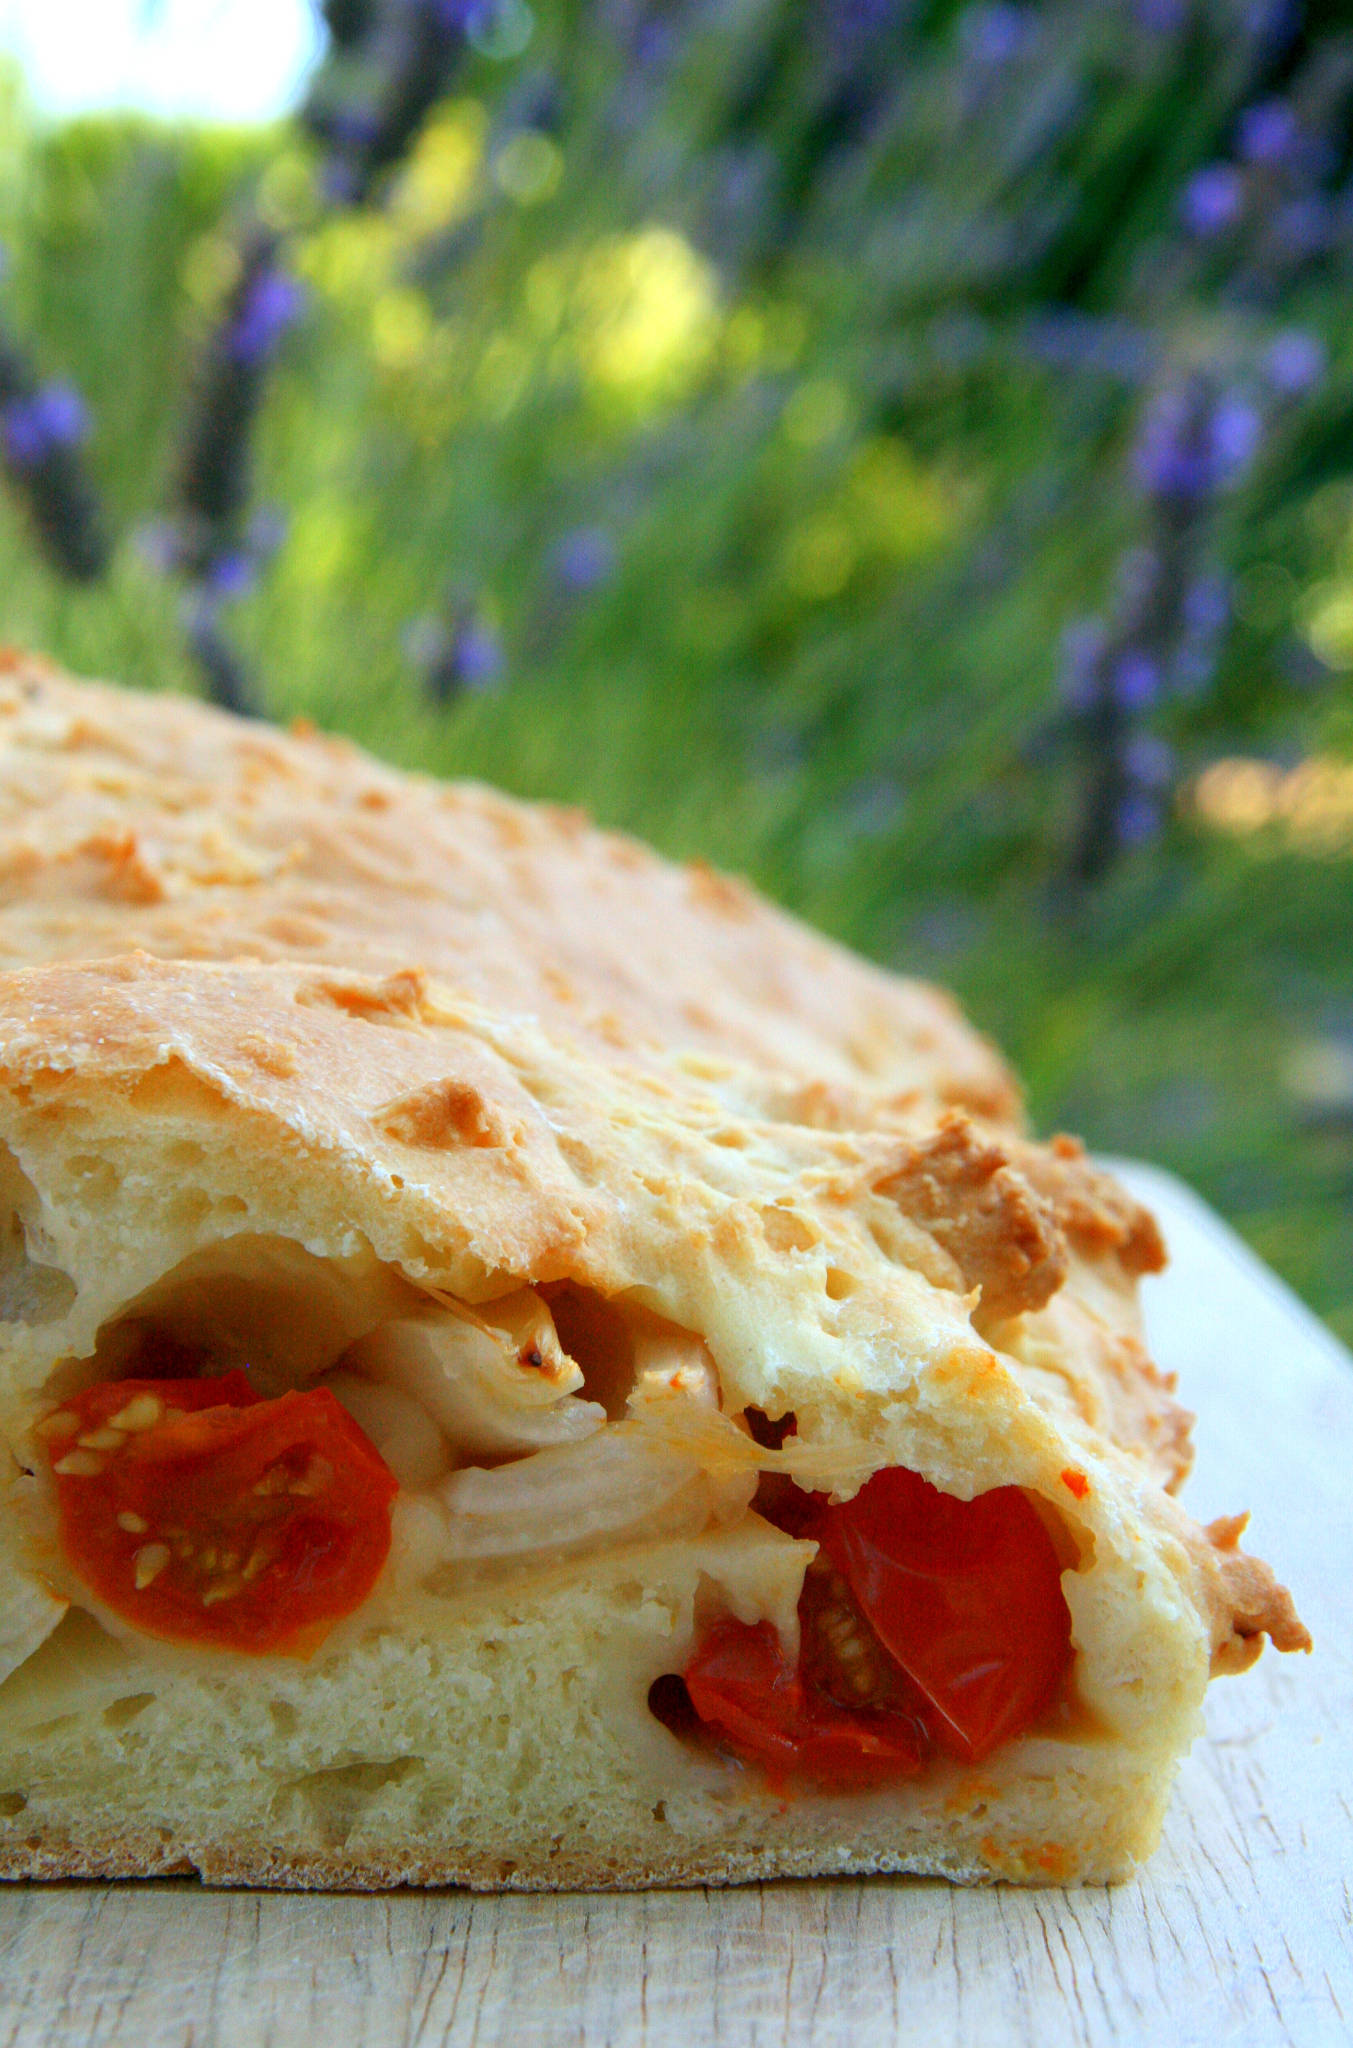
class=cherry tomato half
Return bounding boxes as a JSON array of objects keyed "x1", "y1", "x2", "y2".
[
  {"x1": 815, "y1": 1467, "x2": 1072, "y2": 1764},
  {"x1": 684, "y1": 1617, "x2": 926, "y2": 1790},
  {"x1": 42, "y1": 1373, "x2": 397, "y2": 1655},
  {"x1": 678, "y1": 1466, "x2": 1072, "y2": 1786}
]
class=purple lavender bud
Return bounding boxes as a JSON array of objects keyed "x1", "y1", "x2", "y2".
[
  {"x1": 958, "y1": 2, "x2": 1029, "y2": 64},
  {"x1": 451, "y1": 620, "x2": 504, "y2": 691},
  {"x1": 1112, "y1": 651, "x2": 1161, "y2": 712},
  {"x1": 1264, "y1": 329, "x2": 1326, "y2": 397},
  {"x1": 1133, "y1": 395, "x2": 1210, "y2": 502},
  {"x1": 1183, "y1": 572, "x2": 1229, "y2": 638},
  {"x1": 203, "y1": 549, "x2": 256, "y2": 601},
  {"x1": 1115, "y1": 792, "x2": 1161, "y2": 847},
  {"x1": 633, "y1": 18, "x2": 674, "y2": 68},
  {"x1": 1123, "y1": 734, "x2": 1175, "y2": 790},
  {"x1": 1209, "y1": 392, "x2": 1261, "y2": 480},
  {"x1": 32, "y1": 384, "x2": 87, "y2": 444},
  {"x1": 1058, "y1": 618, "x2": 1107, "y2": 712},
  {"x1": 325, "y1": 105, "x2": 383, "y2": 151},
  {"x1": 2, "y1": 383, "x2": 88, "y2": 469},
  {"x1": 553, "y1": 526, "x2": 614, "y2": 593},
  {"x1": 1243, "y1": 0, "x2": 1300, "y2": 48},
  {"x1": 2, "y1": 401, "x2": 45, "y2": 469},
  {"x1": 1180, "y1": 165, "x2": 1243, "y2": 237},
  {"x1": 1133, "y1": 0, "x2": 1186, "y2": 30},
  {"x1": 1237, "y1": 97, "x2": 1298, "y2": 167},
  {"x1": 181, "y1": 592, "x2": 258, "y2": 716},
  {"x1": 226, "y1": 271, "x2": 305, "y2": 367}
]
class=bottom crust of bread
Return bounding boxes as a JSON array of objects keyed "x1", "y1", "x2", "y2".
[
  {"x1": 0, "y1": 1812, "x2": 1159, "y2": 1890},
  {"x1": 0, "y1": 1523, "x2": 1187, "y2": 1891}
]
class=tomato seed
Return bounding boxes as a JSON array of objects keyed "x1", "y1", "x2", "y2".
[
  {"x1": 288, "y1": 1455, "x2": 334, "y2": 1498},
  {"x1": 201, "y1": 1576, "x2": 244, "y2": 1607},
  {"x1": 108, "y1": 1394, "x2": 164, "y2": 1433},
  {"x1": 133, "y1": 1544, "x2": 170, "y2": 1589},
  {"x1": 78, "y1": 1427, "x2": 127, "y2": 1453}
]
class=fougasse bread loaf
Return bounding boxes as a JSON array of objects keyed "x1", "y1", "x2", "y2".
[{"x1": 0, "y1": 653, "x2": 1308, "y2": 1888}]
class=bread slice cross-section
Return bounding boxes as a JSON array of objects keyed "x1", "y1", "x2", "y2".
[{"x1": 0, "y1": 658, "x2": 1307, "y2": 1887}]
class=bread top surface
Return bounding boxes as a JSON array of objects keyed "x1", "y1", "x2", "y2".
[
  {"x1": 0, "y1": 653, "x2": 1015, "y2": 1122},
  {"x1": 0, "y1": 656, "x2": 1307, "y2": 1690}
]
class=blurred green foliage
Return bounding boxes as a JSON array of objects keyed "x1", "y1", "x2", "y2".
[{"x1": 0, "y1": 2, "x2": 1351, "y2": 1338}]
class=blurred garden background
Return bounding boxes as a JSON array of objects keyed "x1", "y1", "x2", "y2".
[{"x1": 0, "y1": 0, "x2": 1351, "y2": 1338}]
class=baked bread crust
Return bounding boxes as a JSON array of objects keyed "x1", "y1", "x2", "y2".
[
  {"x1": 0, "y1": 657, "x2": 1307, "y2": 1889},
  {"x1": 0, "y1": 652, "x2": 1014, "y2": 1120}
]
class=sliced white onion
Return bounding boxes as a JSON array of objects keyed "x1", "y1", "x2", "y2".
[
  {"x1": 324, "y1": 1370, "x2": 451, "y2": 1490},
  {"x1": 342, "y1": 1288, "x2": 605, "y2": 1461},
  {"x1": 627, "y1": 1322, "x2": 721, "y2": 1410},
  {"x1": 427, "y1": 1421, "x2": 756, "y2": 1566},
  {"x1": 475, "y1": 1289, "x2": 578, "y2": 1387},
  {"x1": 107, "y1": 1237, "x2": 416, "y2": 1392},
  {"x1": 0, "y1": 1479, "x2": 67, "y2": 1686}
]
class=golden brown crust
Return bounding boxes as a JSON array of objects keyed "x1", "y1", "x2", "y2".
[
  {"x1": 1204, "y1": 1514, "x2": 1312, "y2": 1673},
  {"x1": 876, "y1": 1113, "x2": 1069, "y2": 1320},
  {"x1": 1023, "y1": 1134, "x2": 1168, "y2": 1278},
  {"x1": 0, "y1": 1830, "x2": 1117, "y2": 1891},
  {"x1": 372, "y1": 1076, "x2": 522, "y2": 1151},
  {"x1": 0, "y1": 652, "x2": 1018, "y2": 1122}
]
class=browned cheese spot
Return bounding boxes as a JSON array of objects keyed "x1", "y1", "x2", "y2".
[
  {"x1": 876, "y1": 1112, "x2": 1068, "y2": 1320},
  {"x1": 372, "y1": 1075, "x2": 516, "y2": 1151}
]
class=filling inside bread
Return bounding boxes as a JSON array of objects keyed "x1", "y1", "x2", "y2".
[
  {"x1": 11, "y1": 1232, "x2": 1085, "y2": 1797},
  {"x1": 656, "y1": 1459, "x2": 1076, "y2": 1788}
]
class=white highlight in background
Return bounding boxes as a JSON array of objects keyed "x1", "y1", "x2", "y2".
[{"x1": 0, "y1": 0, "x2": 321, "y2": 124}]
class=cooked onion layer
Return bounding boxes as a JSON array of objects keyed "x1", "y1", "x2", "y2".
[{"x1": 341, "y1": 1287, "x2": 605, "y2": 1461}]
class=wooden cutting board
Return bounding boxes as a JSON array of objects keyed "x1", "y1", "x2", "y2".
[{"x1": 1, "y1": 1164, "x2": 1348, "y2": 2048}]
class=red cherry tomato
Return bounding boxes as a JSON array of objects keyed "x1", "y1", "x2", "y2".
[
  {"x1": 815, "y1": 1467, "x2": 1072, "y2": 1763},
  {"x1": 43, "y1": 1373, "x2": 397, "y2": 1655},
  {"x1": 678, "y1": 1466, "x2": 1072, "y2": 1785},
  {"x1": 684, "y1": 1618, "x2": 926, "y2": 1789}
]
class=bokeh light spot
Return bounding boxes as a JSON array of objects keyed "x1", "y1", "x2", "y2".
[{"x1": 494, "y1": 131, "x2": 562, "y2": 205}]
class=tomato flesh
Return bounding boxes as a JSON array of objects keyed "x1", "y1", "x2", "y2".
[
  {"x1": 685, "y1": 1617, "x2": 926, "y2": 1790},
  {"x1": 815, "y1": 1468, "x2": 1072, "y2": 1763},
  {"x1": 679, "y1": 1466, "x2": 1072, "y2": 1785},
  {"x1": 43, "y1": 1373, "x2": 397, "y2": 1655}
]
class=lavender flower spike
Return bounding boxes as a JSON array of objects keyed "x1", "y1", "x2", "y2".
[
  {"x1": 1237, "y1": 97, "x2": 1299, "y2": 166},
  {"x1": 553, "y1": 525, "x2": 615, "y2": 593},
  {"x1": 959, "y1": 3, "x2": 1030, "y2": 66},
  {"x1": 1181, "y1": 165, "x2": 1244, "y2": 237},
  {"x1": 2, "y1": 384, "x2": 88, "y2": 470},
  {"x1": 1265, "y1": 330, "x2": 1326, "y2": 396},
  {"x1": 226, "y1": 270, "x2": 305, "y2": 367}
]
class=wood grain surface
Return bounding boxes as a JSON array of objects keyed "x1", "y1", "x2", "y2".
[{"x1": 1, "y1": 1164, "x2": 1348, "y2": 2048}]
